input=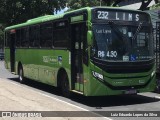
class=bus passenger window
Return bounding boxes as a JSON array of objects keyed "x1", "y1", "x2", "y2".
[
  {"x1": 6, "y1": 32, "x2": 10, "y2": 47},
  {"x1": 40, "y1": 23, "x2": 53, "y2": 48},
  {"x1": 21, "y1": 28, "x2": 29, "y2": 47},
  {"x1": 53, "y1": 21, "x2": 68, "y2": 48},
  {"x1": 29, "y1": 26, "x2": 40, "y2": 47}
]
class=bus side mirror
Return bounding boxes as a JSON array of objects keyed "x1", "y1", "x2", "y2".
[{"x1": 87, "y1": 31, "x2": 93, "y2": 46}]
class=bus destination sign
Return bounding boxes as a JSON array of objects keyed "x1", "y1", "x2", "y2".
[{"x1": 94, "y1": 10, "x2": 149, "y2": 22}]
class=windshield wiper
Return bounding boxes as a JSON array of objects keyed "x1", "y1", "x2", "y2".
[
  {"x1": 132, "y1": 22, "x2": 143, "y2": 40},
  {"x1": 108, "y1": 21, "x2": 129, "y2": 41},
  {"x1": 108, "y1": 21, "x2": 132, "y2": 56},
  {"x1": 108, "y1": 21, "x2": 130, "y2": 47}
]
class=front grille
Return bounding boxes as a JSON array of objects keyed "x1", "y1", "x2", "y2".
[{"x1": 91, "y1": 58, "x2": 155, "y2": 74}]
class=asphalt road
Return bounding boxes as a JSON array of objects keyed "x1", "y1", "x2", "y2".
[{"x1": 0, "y1": 61, "x2": 160, "y2": 120}]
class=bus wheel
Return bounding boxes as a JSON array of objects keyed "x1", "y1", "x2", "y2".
[
  {"x1": 18, "y1": 65, "x2": 25, "y2": 83},
  {"x1": 61, "y1": 74, "x2": 71, "y2": 98}
]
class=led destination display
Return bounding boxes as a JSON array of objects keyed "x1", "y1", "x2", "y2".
[{"x1": 94, "y1": 10, "x2": 150, "y2": 22}]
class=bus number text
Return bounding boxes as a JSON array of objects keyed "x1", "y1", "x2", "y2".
[{"x1": 98, "y1": 11, "x2": 109, "y2": 19}]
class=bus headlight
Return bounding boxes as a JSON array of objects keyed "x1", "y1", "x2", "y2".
[
  {"x1": 92, "y1": 71, "x2": 104, "y2": 80},
  {"x1": 151, "y1": 70, "x2": 156, "y2": 78}
]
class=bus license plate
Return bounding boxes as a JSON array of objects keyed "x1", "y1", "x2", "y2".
[{"x1": 125, "y1": 89, "x2": 137, "y2": 94}]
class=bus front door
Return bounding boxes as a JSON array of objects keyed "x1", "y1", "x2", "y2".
[
  {"x1": 10, "y1": 33, "x2": 15, "y2": 72},
  {"x1": 71, "y1": 23, "x2": 85, "y2": 93}
]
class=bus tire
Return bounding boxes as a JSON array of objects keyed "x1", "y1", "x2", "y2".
[
  {"x1": 61, "y1": 73, "x2": 71, "y2": 98},
  {"x1": 18, "y1": 65, "x2": 25, "y2": 83}
]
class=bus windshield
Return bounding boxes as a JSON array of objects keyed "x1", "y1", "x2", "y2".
[{"x1": 92, "y1": 23, "x2": 154, "y2": 61}]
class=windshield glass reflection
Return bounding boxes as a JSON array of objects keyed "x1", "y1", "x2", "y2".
[{"x1": 92, "y1": 24, "x2": 153, "y2": 61}]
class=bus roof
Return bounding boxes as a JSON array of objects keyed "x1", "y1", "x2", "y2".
[
  {"x1": 5, "y1": 14, "x2": 63, "y2": 31},
  {"x1": 5, "y1": 6, "x2": 146, "y2": 31}
]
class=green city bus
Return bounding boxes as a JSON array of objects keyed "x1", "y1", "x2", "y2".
[{"x1": 4, "y1": 7, "x2": 156, "y2": 97}]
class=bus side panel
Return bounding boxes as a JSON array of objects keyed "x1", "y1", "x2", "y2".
[
  {"x1": 83, "y1": 63, "x2": 90, "y2": 96},
  {"x1": 84, "y1": 62, "x2": 108, "y2": 96},
  {"x1": 53, "y1": 49, "x2": 71, "y2": 84},
  {"x1": 15, "y1": 49, "x2": 56, "y2": 85},
  {"x1": 4, "y1": 48, "x2": 11, "y2": 71},
  {"x1": 15, "y1": 49, "x2": 71, "y2": 87},
  {"x1": 15, "y1": 49, "x2": 31, "y2": 77}
]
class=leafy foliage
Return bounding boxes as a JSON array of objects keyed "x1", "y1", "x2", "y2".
[
  {"x1": 0, "y1": 0, "x2": 67, "y2": 26},
  {"x1": 150, "y1": 3, "x2": 160, "y2": 10},
  {"x1": 67, "y1": 0, "x2": 112, "y2": 10},
  {"x1": 0, "y1": 0, "x2": 67, "y2": 49},
  {"x1": 67, "y1": 0, "x2": 158, "y2": 11}
]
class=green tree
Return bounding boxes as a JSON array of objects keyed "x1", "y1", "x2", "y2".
[
  {"x1": 68, "y1": 0, "x2": 159, "y2": 11},
  {"x1": 0, "y1": 0, "x2": 67, "y2": 49},
  {"x1": 67, "y1": 0, "x2": 128, "y2": 10},
  {"x1": 67, "y1": 0, "x2": 111, "y2": 10},
  {"x1": 150, "y1": 3, "x2": 160, "y2": 10},
  {"x1": 0, "y1": 0, "x2": 67, "y2": 26}
]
